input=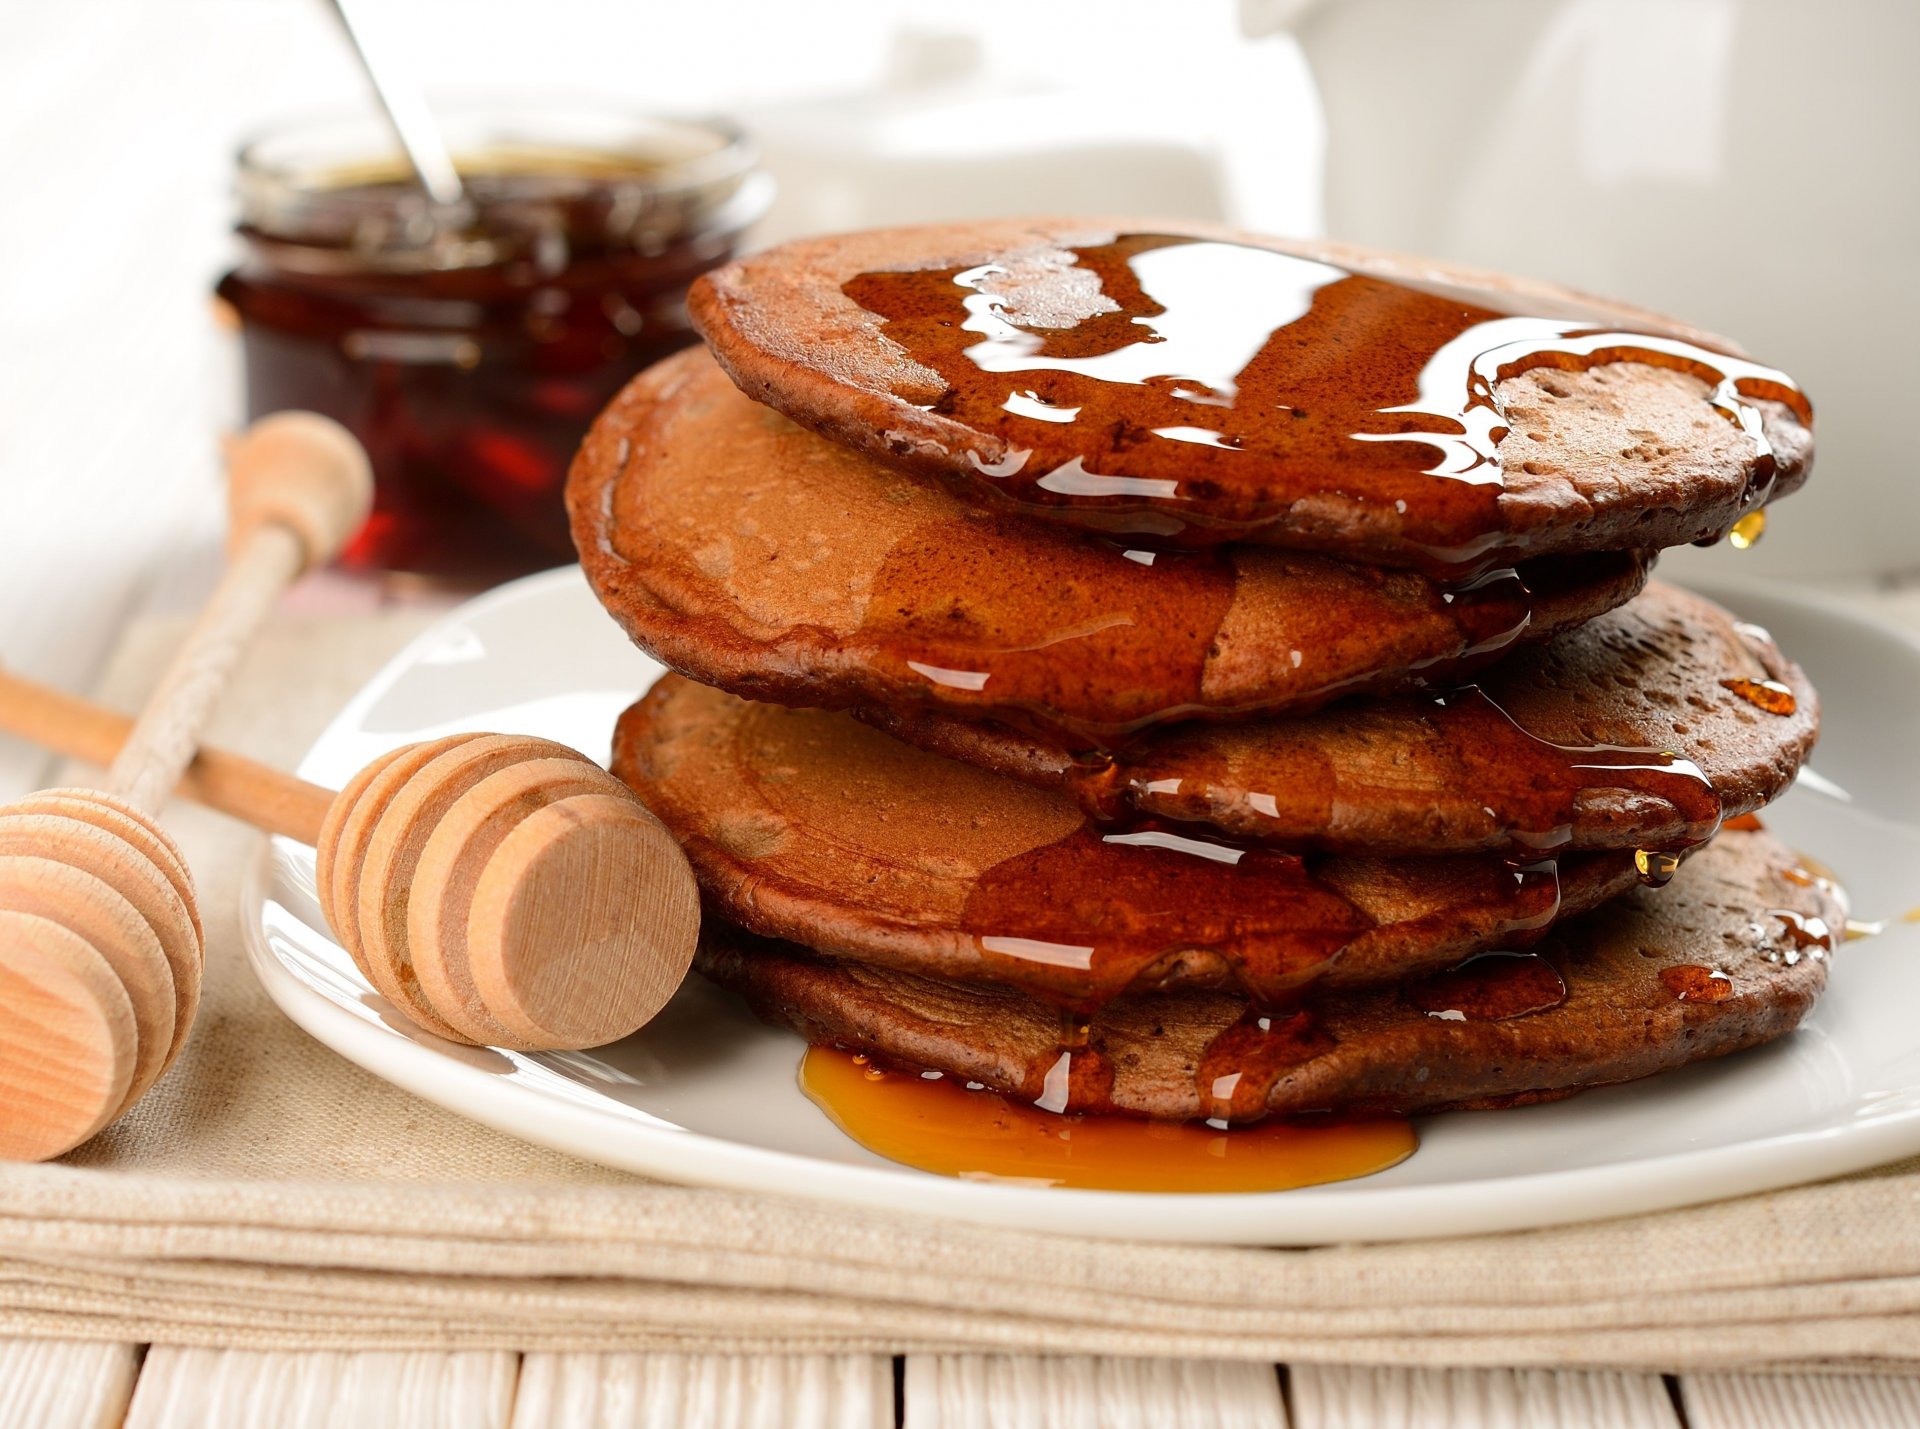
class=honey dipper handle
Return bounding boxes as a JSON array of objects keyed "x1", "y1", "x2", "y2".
[
  {"x1": 0, "y1": 667, "x2": 335, "y2": 845},
  {"x1": 105, "y1": 414, "x2": 371, "y2": 815}
]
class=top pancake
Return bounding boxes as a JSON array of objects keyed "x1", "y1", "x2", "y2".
[
  {"x1": 691, "y1": 219, "x2": 1813, "y2": 576},
  {"x1": 569, "y1": 346, "x2": 1650, "y2": 745},
  {"x1": 862, "y1": 581, "x2": 1819, "y2": 856}
]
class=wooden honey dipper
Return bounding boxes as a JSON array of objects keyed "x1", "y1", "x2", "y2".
[
  {"x1": 0, "y1": 413, "x2": 374, "y2": 1160},
  {"x1": 0, "y1": 671, "x2": 702, "y2": 1063}
]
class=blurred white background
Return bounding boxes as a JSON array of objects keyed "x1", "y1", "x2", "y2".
[
  {"x1": 0, "y1": 0, "x2": 1317, "y2": 789},
  {"x1": 1, "y1": 0, "x2": 1913, "y2": 770}
]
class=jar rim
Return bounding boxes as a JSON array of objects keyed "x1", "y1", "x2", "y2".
[
  {"x1": 232, "y1": 103, "x2": 771, "y2": 271},
  {"x1": 236, "y1": 102, "x2": 761, "y2": 204}
]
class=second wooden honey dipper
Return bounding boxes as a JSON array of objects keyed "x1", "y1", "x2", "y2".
[{"x1": 0, "y1": 669, "x2": 703, "y2": 1055}]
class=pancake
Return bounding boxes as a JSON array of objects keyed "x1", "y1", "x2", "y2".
[
  {"x1": 697, "y1": 826, "x2": 1839, "y2": 1119},
  {"x1": 690, "y1": 219, "x2": 1812, "y2": 576},
  {"x1": 570, "y1": 347, "x2": 1652, "y2": 745},
  {"x1": 612, "y1": 677, "x2": 1647, "y2": 1009},
  {"x1": 861, "y1": 581, "x2": 1819, "y2": 856}
]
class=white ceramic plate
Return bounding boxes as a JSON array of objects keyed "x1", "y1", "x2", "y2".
[{"x1": 244, "y1": 568, "x2": 1920, "y2": 1244}]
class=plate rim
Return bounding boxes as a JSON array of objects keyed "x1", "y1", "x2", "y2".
[{"x1": 243, "y1": 566, "x2": 1920, "y2": 1245}]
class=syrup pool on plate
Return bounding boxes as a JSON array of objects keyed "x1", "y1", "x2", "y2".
[{"x1": 799, "y1": 1046, "x2": 1415, "y2": 1193}]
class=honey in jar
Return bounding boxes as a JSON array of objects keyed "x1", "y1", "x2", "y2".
[{"x1": 217, "y1": 110, "x2": 772, "y2": 583}]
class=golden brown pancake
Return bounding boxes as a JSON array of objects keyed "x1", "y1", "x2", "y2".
[
  {"x1": 612, "y1": 677, "x2": 1647, "y2": 1010},
  {"x1": 690, "y1": 219, "x2": 1812, "y2": 575},
  {"x1": 698, "y1": 827, "x2": 1839, "y2": 1119},
  {"x1": 861, "y1": 581, "x2": 1818, "y2": 856},
  {"x1": 569, "y1": 347, "x2": 1651, "y2": 745}
]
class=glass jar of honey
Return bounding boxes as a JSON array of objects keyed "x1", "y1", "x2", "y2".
[{"x1": 217, "y1": 109, "x2": 772, "y2": 584}]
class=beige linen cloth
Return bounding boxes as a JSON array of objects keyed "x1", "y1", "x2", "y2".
[{"x1": 3, "y1": 608, "x2": 1917, "y2": 1372}]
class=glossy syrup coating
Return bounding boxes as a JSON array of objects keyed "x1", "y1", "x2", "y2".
[
  {"x1": 568, "y1": 346, "x2": 1651, "y2": 745},
  {"x1": 861, "y1": 582, "x2": 1818, "y2": 856},
  {"x1": 612, "y1": 677, "x2": 1648, "y2": 1012},
  {"x1": 690, "y1": 219, "x2": 1812, "y2": 576},
  {"x1": 698, "y1": 826, "x2": 1841, "y2": 1121}
]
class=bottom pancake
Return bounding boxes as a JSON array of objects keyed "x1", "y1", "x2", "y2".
[{"x1": 697, "y1": 827, "x2": 1839, "y2": 1120}]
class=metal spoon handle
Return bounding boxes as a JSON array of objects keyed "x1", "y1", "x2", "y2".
[{"x1": 323, "y1": 0, "x2": 466, "y2": 207}]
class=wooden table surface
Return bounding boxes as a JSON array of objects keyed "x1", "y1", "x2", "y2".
[
  {"x1": 8, "y1": 1340, "x2": 1920, "y2": 1427},
  {"x1": 6, "y1": 1, "x2": 1920, "y2": 1423}
]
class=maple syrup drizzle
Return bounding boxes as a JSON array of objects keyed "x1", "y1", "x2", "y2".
[
  {"x1": 959, "y1": 821, "x2": 1565, "y2": 1012},
  {"x1": 1635, "y1": 849, "x2": 1682, "y2": 887},
  {"x1": 1661, "y1": 965, "x2": 1735, "y2": 1002},
  {"x1": 855, "y1": 519, "x2": 1550, "y2": 743},
  {"x1": 1194, "y1": 1008, "x2": 1337, "y2": 1126},
  {"x1": 1028, "y1": 1011, "x2": 1115, "y2": 1114},
  {"x1": 1404, "y1": 950, "x2": 1570, "y2": 1022},
  {"x1": 843, "y1": 234, "x2": 1809, "y2": 573},
  {"x1": 1728, "y1": 510, "x2": 1767, "y2": 549},
  {"x1": 962, "y1": 823, "x2": 1374, "y2": 1010},
  {"x1": 1069, "y1": 684, "x2": 1721, "y2": 857},
  {"x1": 800, "y1": 1046, "x2": 1415, "y2": 1192},
  {"x1": 1721, "y1": 677, "x2": 1798, "y2": 715}
]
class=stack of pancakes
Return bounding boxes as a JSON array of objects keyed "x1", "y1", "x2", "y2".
[{"x1": 568, "y1": 219, "x2": 1837, "y2": 1123}]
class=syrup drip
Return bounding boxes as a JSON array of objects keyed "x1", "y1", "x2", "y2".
[
  {"x1": 1635, "y1": 849, "x2": 1682, "y2": 887},
  {"x1": 1661, "y1": 965, "x2": 1735, "y2": 1002},
  {"x1": 799, "y1": 1046, "x2": 1415, "y2": 1192},
  {"x1": 1404, "y1": 951, "x2": 1568, "y2": 1022},
  {"x1": 855, "y1": 520, "x2": 1544, "y2": 742},
  {"x1": 1721, "y1": 677, "x2": 1798, "y2": 716},
  {"x1": 857, "y1": 520, "x2": 1233, "y2": 734},
  {"x1": 1194, "y1": 1008, "x2": 1336, "y2": 1126},
  {"x1": 1028, "y1": 1010, "x2": 1114, "y2": 1114},
  {"x1": 962, "y1": 823, "x2": 1375, "y2": 1011},
  {"x1": 1728, "y1": 510, "x2": 1767, "y2": 549},
  {"x1": 960, "y1": 821, "x2": 1563, "y2": 1012},
  {"x1": 1070, "y1": 684, "x2": 1722, "y2": 855},
  {"x1": 844, "y1": 234, "x2": 1809, "y2": 573}
]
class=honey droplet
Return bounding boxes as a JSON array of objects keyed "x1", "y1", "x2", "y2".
[
  {"x1": 1635, "y1": 849, "x2": 1681, "y2": 887},
  {"x1": 1661, "y1": 965, "x2": 1734, "y2": 1002},
  {"x1": 799, "y1": 1046, "x2": 1415, "y2": 1192},
  {"x1": 1728, "y1": 509, "x2": 1767, "y2": 550},
  {"x1": 1720, "y1": 677, "x2": 1797, "y2": 716}
]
